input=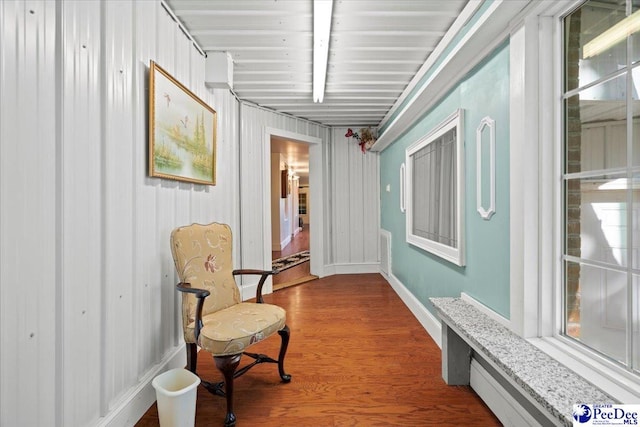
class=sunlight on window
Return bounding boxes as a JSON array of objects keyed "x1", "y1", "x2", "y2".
[{"x1": 588, "y1": 203, "x2": 626, "y2": 266}]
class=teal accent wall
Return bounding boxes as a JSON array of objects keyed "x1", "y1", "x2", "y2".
[{"x1": 380, "y1": 42, "x2": 510, "y2": 318}]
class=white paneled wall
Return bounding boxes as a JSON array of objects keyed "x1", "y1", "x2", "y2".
[
  {"x1": 60, "y1": 1, "x2": 104, "y2": 423},
  {"x1": 331, "y1": 128, "x2": 380, "y2": 272},
  {"x1": 1, "y1": 1, "x2": 241, "y2": 426},
  {"x1": 0, "y1": 1, "x2": 58, "y2": 426},
  {"x1": 1, "y1": 1, "x2": 380, "y2": 426},
  {"x1": 238, "y1": 104, "x2": 333, "y2": 283}
]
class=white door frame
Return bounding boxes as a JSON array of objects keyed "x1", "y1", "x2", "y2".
[{"x1": 262, "y1": 127, "x2": 325, "y2": 292}]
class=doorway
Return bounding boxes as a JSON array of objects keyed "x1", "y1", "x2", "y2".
[{"x1": 270, "y1": 136, "x2": 318, "y2": 290}]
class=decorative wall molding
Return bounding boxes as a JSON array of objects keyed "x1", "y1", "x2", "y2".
[
  {"x1": 476, "y1": 116, "x2": 496, "y2": 220},
  {"x1": 399, "y1": 163, "x2": 406, "y2": 213},
  {"x1": 405, "y1": 109, "x2": 465, "y2": 266},
  {"x1": 379, "y1": 228, "x2": 392, "y2": 276}
]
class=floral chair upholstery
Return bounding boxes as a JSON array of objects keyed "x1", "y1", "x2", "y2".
[{"x1": 170, "y1": 222, "x2": 291, "y2": 427}]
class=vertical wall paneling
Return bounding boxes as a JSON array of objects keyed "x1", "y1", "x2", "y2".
[
  {"x1": 322, "y1": 128, "x2": 334, "y2": 265},
  {"x1": 310, "y1": 127, "x2": 332, "y2": 275},
  {"x1": 60, "y1": 0, "x2": 103, "y2": 424},
  {"x1": 239, "y1": 104, "x2": 267, "y2": 273},
  {"x1": 349, "y1": 135, "x2": 365, "y2": 262},
  {"x1": 0, "y1": 0, "x2": 381, "y2": 423},
  {"x1": 331, "y1": 128, "x2": 380, "y2": 271},
  {"x1": 133, "y1": 0, "x2": 158, "y2": 381},
  {"x1": 155, "y1": 4, "x2": 177, "y2": 359},
  {"x1": 0, "y1": 1, "x2": 58, "y2": 425},
  {"x1": 364, "y1": 155, "x2": 381, "y2": 263},
  {"x1": 172, "y1": 22, "x2": 195, "y2": 350},
  {"x1": 240, "y1": 104, "x2": 335, "y2": 292},
  {"x1": 103, "y1": 0, "x2": 135, "y2": 411},
  {"x1": 332, "y1": 128, "x2": 352, "y2": 263},
  {"x1": 212, "y1": 88, "x2": 241, "y2": 231},
  {"x1": 1, "y1": 0, "x2": 242, "y2": 424}
]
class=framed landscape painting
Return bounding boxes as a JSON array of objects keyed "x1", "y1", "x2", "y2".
[{"x1": 149, "y1": 60, "x2": 217, "y2": 185}]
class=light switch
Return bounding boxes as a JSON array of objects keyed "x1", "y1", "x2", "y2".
[{"x1": 386, "y1": 184, "x2": 391, "y2": 192}]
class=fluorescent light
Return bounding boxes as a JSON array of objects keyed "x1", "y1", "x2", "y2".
[
  {"x1": 313, "y1": 0, "x2": 333, "y2": 103},
  {"x1": 583, "y1": 9, "x2": 640, "y2": 59}
]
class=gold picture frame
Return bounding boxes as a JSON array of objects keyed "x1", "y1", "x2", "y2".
[{"x1": 149, "y1": 60, "x2": 217, "y2": 185}]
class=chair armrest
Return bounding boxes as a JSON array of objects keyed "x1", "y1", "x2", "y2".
[
  {"x1": 176, "y1": 282, "x2": 210, "y2": 298},
  {"x1": 232, "y1": 269, "x2": 276, "y2": 276},
  {"x1": 232, "y1": 269, "x2": 276, "y2": 303},
  {"x1": 176, "y1": 282, "x2": 210, "y2": 340}
]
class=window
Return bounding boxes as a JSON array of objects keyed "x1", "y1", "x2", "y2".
[
  {"x1": 563, "y1": 0, "x2": 640, "y2": 373},
  {"x1": 405, "y1": 109, "x2": 464, "y2": 266}
]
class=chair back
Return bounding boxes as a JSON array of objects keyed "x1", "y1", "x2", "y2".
[{"x1": 170, "y1": 223, "x2": 241, "y2": 336}]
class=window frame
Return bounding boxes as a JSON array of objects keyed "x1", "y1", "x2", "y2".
[
  {"x1": 560, "y1": 0, "x2": 640, "y2": 376},
  {"x1": 510, "y1": 0, "x2": 640, "y2": 401},
  {"x1": 405, "y1": 109, "x2": 465, "y2": 266}
]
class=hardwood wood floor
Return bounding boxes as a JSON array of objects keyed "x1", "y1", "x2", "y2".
[
  {"x1": 272, "y1": 224, "x2": 309, "y2": 259},
  {"x1": 272, "y1": 225, "x2": 316, "y2": 289},
  {"x1": 136, "y1": 274, "x2": 500, "y2": 426}
]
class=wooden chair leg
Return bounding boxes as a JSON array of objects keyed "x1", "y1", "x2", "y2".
[
  {"x1": 277, "y1": 325, "x2": 292, "y2": 382},
  {"x1": 186, "y1": 343, "x2": 198, "y2": 374},
  {"x1": 214, "y1": 354, "x2": 242, "y2": 427}
]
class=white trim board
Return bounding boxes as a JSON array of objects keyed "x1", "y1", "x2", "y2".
[
  {"x1": 470, "y1": 358, "x2": 541, "y2": 427},
  {"x1": 382, "y1": 274, "x2": 511, "y2": 349},
  {"x1": 378, "y1": 0, "x2": 483, "y2": 128},
  {"x1": 255, "y1": 126, "x2": 325, "y2": 300},
  {"x1": 372, "y1": 0, "x2": 529, "y2": 151},
  {"x1": 324, "y1": 262, "x2": 381, "y2": 276},
  {"x1": 383, "y1": 272, "x2": 442, "y2": 348},
  {"x1": 280, "y1": 235, "x2": 292, "y2": 251}
]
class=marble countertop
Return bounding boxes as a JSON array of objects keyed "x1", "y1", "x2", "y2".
[{"x1": 430, "y1": 297, "x2": 618, "y2": 427}]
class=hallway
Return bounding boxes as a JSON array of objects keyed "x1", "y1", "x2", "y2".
[
  {"x1": 272, "y1": 224, "x2": 316, "y2": 290},
  {"x1": 136, "y1": 274, "x2": 500, "y2": 427}
]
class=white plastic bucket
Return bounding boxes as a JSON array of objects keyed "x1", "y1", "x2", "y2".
[{"x1": 152, "y1": 368, "x2": 201, "y2": 427}]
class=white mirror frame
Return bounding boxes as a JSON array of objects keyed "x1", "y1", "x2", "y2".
[
  {"x1": 476, "y1": 116, "x2": 495, "y2": 220},
  {"x1": 405, "y1": 109, "x2": 465, "y2": 266}
]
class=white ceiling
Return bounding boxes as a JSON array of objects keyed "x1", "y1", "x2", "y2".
[{"x1": 165, "y1": 0, "x2": 469, "y2": 128}]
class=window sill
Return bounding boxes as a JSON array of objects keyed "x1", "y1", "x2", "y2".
[{"x1": 529, "y1": 336, "x2": 640, "y2": 404}]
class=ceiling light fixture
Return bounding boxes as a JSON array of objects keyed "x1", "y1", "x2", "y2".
[
  {"x1": 583, "y1": 9, "x2": 640, "y2": 59},
  {"x1": 313, "y1": 0, "x2": 333, "y2": 103}
]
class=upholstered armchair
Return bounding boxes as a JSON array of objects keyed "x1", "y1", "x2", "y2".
[{"x1": 170, "y1": 222, "x2": 291, "y2": 427}]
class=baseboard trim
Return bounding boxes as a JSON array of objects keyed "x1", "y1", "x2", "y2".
[
  {"x1": 383, "y1": 272, "x2": 442, "y2": 348},
  {"x1": 280, "y1": 235, "x2": 291, "y2": 250},
  {"x1": 96, "y1": 344, "x2": 186, "y2": 427},
  {"x1": 470, "y1": 358, "x2": 539, "y2": 426}
]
